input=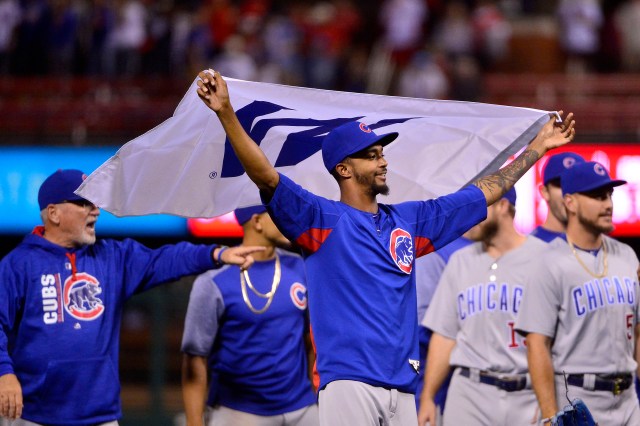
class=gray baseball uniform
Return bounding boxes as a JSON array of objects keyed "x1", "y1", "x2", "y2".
[
  {"x1": 516, "y1": 236, "x2": 640, "y2": 425},
  {"x1": 423, "y1": 236, "x2": 546, "y2": 425}
]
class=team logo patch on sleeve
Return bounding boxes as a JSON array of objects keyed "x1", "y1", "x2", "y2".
[
  {"x1": 290, "y1": 282, "x2": 308, "y2": 310},
  {"x1": 63, "y1": 273, "x2": 104, "y2": 320},
  {"x1": 389, "y1": 228, "x2": 414, "y2": 274}
]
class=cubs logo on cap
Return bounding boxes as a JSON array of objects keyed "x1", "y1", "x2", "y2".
[
  {"x1": 561, "y1": 161, "x2": 627, "y2": 195},
  {"x1": 359, "y1": 123, "x2": 372, "y2": 133},
  {"x1": 322, "y1": 121, "x2": 399, "y2": 173},
  {"x1": 563, "y1": 156, "x2": 577, "y2": 168},
  {"x1": 542, "y1": 152, "x2": 586, "y2": 185}
]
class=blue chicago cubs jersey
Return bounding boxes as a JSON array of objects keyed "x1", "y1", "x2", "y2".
[
  {"x1": 181, "y1": 249, "x2": 315, "y2": 415},
  {"x1": 0, "y1": 229, "x2": 217, "y2": 426},
  {"x1": 264, "y1": 174, "x2": 486, "y2": 393}
]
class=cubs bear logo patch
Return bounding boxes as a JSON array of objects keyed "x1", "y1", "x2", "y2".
[
  {"x1": 63, "y1": 273, "x2": 104, "y2": 321},
  {"x1": 389, "y1": 228, "x2": 414, "y2": 274}
]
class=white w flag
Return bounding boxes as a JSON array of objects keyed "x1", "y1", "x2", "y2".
[{"x1": 76, "y1": 77, "x2": 552, "y2": 218}]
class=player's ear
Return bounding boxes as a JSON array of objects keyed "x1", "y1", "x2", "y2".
[
  {"x1": 563, "y1": 193, "x2": 576, "y2": 214},
  {"x1": 251, "y1": 213, "x2": 263, "y2": 232},
  {"x1": 493, "y1": 198, "x2": 509, "y2": 216},
  {"x1": 335, "y1": 161, "x2": 351, "y2": 179},
  {"x1": 47, "y1": 204, "x2": 62, "y2": 226},
  {"x1": 539, "y1": 184, "x2": 550, "y2": 201}
]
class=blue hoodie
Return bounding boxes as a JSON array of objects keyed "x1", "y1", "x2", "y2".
[{"x1": 0, "y1": 227, "x2": 217, "y2": 426}]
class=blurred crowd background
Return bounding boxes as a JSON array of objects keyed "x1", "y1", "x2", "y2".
[
  {"x1": 3, "y1": 0, "x2": 640, "y2": 146},
  {"x1": 2, "y1": 0, "x2": 640, "y2": 425},
  {"x1": 0, "y1": 0, "x2": 635, "y2": 94}
]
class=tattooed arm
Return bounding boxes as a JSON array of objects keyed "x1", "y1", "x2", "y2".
[{"x1": 473, "y1": 111, "x2": 575, "y2": 206}]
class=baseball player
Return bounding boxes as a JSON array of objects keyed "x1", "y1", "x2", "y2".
[
  {"x1": 414, "y1": 235, "x2": 472, "y2": 413},
  {"x1": 0, "y1": 169, "x2": 263, "y2": 426},
  {"x1": 196, "y1": 70, "x2": 574, "y2": 425},
  {"x1": 418, "y1": 188, "x2": 547, "y2": 426},
  {"x1": 530, "y1": 152, "x2": 585, "y2": 242},
  {"x1": 516, "y1": 161, "x2": 640, "y2": 425},
  {"x1": 181, "y1": 205, "x2": 318, "y2": 426}
]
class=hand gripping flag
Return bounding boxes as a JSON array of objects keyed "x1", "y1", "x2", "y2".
[{"x1": 76, "y1": 76, "x2": 553, "y2": 218}]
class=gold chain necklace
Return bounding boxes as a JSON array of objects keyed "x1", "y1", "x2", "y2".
[
  {"x1": 240, "y1": 253, "x2": 281, "y2": 314},
  {"x1": 567, "y1": 237, "x2": 608, "y2": 279}
]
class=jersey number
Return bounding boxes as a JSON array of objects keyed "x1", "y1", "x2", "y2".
[
  {"x1": 626, "y1": 313, "x2": 634, "y2": 341},
  {"x1": 507, "y1": 321, "x2": 526, "y2": 348}
]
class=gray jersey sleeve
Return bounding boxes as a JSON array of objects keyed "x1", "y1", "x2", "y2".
[
  {"x1": 422, "y1": 251, "x2": 463, "y2": 339},
  {"x1": 415, "y1": 252, "x2": 446, "y2": 324},
  {"x1": 515, "y1": 250, "x2": 562, "y2": 338},
  {"x1": 181, "y1": 269, "x2": 226, "y2": 356}
]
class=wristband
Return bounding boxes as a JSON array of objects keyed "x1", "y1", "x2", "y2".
[
  {"x1": 215, "y1": 246, "x2": 229, "y2": 265},
  {"x1": 540, "y1": 417, "x2": 553, "y2": 425}
]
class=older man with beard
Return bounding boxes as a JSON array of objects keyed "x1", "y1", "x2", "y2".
[{"x1": 0, "y1": 169, "x2": 263, "y2": 426}]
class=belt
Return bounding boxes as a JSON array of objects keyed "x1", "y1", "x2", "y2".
[
  {"x1": 565, "y1": 373, "x2": 633, "y2": 395},
  {"x1": 458, "y1": 367, "x2": 528, "y2": 392}
]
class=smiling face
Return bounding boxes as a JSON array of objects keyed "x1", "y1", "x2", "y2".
[
  {"x1": 343, "y1": 144, "x2": 390, "y2": 197},
  {"x1": 47, "y1": 200, "x2": 100, "y2": 248}
]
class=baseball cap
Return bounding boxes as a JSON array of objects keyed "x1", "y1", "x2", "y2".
[
  {"x1": 38, "y1": 169, "x2": 87, "y2": 210},
  {"x1": 234, "y1": 205, "x2": 267, "y2": 225},
  {"x1": 561, "y1": 161, "x2": 626, "y2": 196},
  {"x1": 502, "y1": 187, "x2": 517, "y2": 206},
  {"x1": 542, "y1": 152, "x2": 585, "y2": 185},
  {"x1": 322, "y1": 121, "x2": 398, "y2": 173}
]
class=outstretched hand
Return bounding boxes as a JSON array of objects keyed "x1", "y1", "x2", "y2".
[
  {"x1": 530, "y1": 111, "x2": 575, "y2": 154},
  {"x1": 0, "y1": 373, "x2": 23, "y2": 420},
  {"x1": 219, "y1": 246, "x2": 266, "y2": 270},
  {"x1": 196, "y1": 69, "x2": 230, "y2": 114}
]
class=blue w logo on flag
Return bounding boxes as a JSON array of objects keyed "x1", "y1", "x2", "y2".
[
  {"x1": 221, "y1": 100, "x2": 416, "y2": 177},
  {"x1": 77, "y1": 76, "x2": 550, "y2": 218}
]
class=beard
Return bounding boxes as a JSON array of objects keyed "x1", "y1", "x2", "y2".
[
  {"x1": 577, "y1": 211, "x2": 614, "y2": 235},
  {"x1": 354, "y1": 170, "x2": 389, "y2": 197},
  {"x1": 468, "y1": 218, "x2": 499, "y2": 243}
]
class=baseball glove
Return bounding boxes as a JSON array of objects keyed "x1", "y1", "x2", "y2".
[{"x1": 550, "y1": 398, "x2": 597, "y2": 426}]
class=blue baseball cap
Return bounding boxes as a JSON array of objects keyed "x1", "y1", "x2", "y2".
[
  {"x1": 234, "y1": 205, "x2": 267, "y2": 225},
  {"x1": 561, "y1": 161, "x2": 626, "y2": 195},
  {"x1": 321, "y1": 121, "x2": 398, "y2": 173},
  {"x1": 542, "y1": 152, "x2": 585, "y2": 185},
  {"x1": 38, "y1": 169, "x2": 87, "y2": 210},
  {"x1": 502, "y1": 187, "x2": 517, "y2": 206}
]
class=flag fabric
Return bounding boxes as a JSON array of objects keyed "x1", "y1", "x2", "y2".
[{"x1": 76, "y1": 77, "x2": 552, "y2": 218}]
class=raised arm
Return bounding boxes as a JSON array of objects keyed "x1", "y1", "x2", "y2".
[
  {"x1": 196, "y1": 70, "x2": 280, "y2": 195},
  {"x1": 473, "y1": 111, "x2": 575, "y2": 206}
]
